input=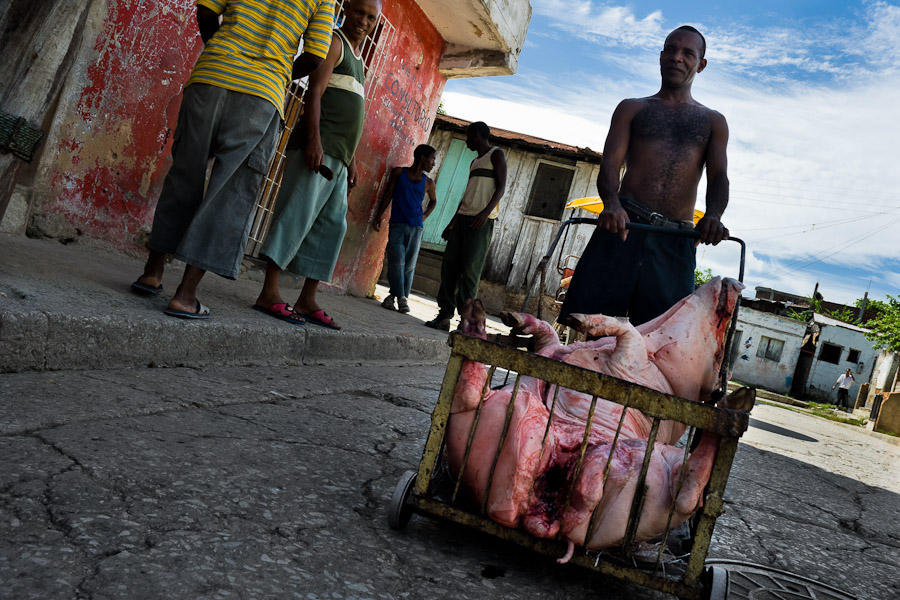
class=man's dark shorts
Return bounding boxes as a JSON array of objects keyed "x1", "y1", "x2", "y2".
[{"x1": 559, "y1": 208, "x2": 696, "y2": 326}]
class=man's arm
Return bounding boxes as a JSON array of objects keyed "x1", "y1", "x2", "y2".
[
  {"x1": 373, "y1": 167, "x2": 402, "y2": 231},
  {"x1": 423, "y1": 177, "x2": 438, "y2": 220},
  {"x1": 696, "y1": 110, "x2": 730, "y2": 245},
  {"x1": 292, "y1": 0, "x2": 335, "y2": 80},
  {"x1": 471, "y1": 149, "x2": 507, "y2": 229},
  {"x1": 596, "y1": 99, "x2": 640, "y2": 240},
  {"x1": 303, "y1": 33, "x2": 342, "y2": 172},
  {"x1": 292, "y1": 54, "x2": 326, "y2": 80},
  {"x1": 196, "y1": 6, "x2": 220, "y2": 44}
]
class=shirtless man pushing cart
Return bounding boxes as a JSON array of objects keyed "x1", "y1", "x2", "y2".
[{"x1": 560, "y1": 25, "x2": 731, "y2": 327}]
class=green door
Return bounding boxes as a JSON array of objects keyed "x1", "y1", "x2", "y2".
[{"x1": 422, "y1": 138, "x2": 477, "y2": 251}]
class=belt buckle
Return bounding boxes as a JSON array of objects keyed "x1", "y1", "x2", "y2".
[{"x1": 648, "y1": 212, "x2": 672, "y2": 228}]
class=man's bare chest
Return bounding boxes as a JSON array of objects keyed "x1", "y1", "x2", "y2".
[{"x1": 631, "y1": 102, "x2": 711, "y2": 149}]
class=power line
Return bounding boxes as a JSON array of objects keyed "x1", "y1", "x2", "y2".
[
  {"x1": 729, "y1": 192, "x2": 899, "y2": 213},
  {"x1": 741, "y1": 208, "x2": 900, "y2": 242},
  {"x1": 755, "y1": 214, "x2": 900, "y2": 285},
  {"x1": 731, "y1": 174, "x2": 900, "y2": 201}
]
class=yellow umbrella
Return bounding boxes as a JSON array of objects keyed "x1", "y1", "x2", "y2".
[{"x1": 564, "y1": 197, "x2": 704, "y2": 225}]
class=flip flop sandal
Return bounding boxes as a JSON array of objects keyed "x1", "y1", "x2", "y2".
[
  {"x1": 163, "y1": 301, "x2": 211, "y2": 320},
  {"x1": 300, "y1": 309, "x2": 341, "y2": 330},
  {"x1": 252, "y1": 303, "x2": 306, "y2": 325},
  {"x1": 131, "y1": 281, "x2": 163, "y2": 296}
]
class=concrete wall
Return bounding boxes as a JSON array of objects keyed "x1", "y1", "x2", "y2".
[
  {"x1": 869, "y1": 350, "x2": 900, "y2": 402},
  {"x1": 805, "y1": 324, "x2": 878, "y2": 402},
  {"x1": 0, "y1": 0, "x2": 93, "y2": 227},
  {"x1": 427, "y1": 127, "x2": 601, "y2": 296},
  {"x1": 29, "y1": 0, "x2": 204, "y2": 246},
  {"x1": 729, "y1": 307, "x2": 807, "y2": 394},
  {"x1": 874, "y1": 393, "x2": 900, "y2": 436}
]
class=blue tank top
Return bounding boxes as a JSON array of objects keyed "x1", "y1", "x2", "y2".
[{"x1": 390, "y1": 167, "x2": 427, "y2": 227}]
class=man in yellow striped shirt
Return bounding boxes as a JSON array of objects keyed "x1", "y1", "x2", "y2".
[{"x1": 131, "y1": 0, "x2": 335, "y2": 320}]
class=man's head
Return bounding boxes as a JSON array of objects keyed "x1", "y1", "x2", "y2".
[
  {"x1": 341, "y1": 0, "x2": 382, "y2": 45},
  {"x1": 413, "y1": 144, "x2": 436, "y2": 171},
  {"x1": 846, "y1": 368, "x2": 853, "y2": 376},
  {"x1": 659, "y1": 25, "x2": 707, "y2": 89},
  {"x1": 465, "y1": 121, "x2": 490, "y2": 151}
]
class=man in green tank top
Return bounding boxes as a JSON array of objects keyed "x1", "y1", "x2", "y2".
[{"x1": 254, "y1": 0, "x2": 382, "y2": 331}]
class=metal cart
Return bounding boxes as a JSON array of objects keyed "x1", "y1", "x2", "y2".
[{"x1": 388, "y1": 224, "x2": 752, "y2": 599}]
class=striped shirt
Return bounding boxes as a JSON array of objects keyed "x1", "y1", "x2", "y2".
[{"x1": 187, "y1": 0, "x2": 335, "y2": 118}]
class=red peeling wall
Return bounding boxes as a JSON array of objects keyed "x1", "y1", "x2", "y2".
[
  {"x1": 40, "y1": 0, "x2": 203, "y2": 243},
  {"x1": 36, "y1": 0, "x2": 446, "y2": 297}
]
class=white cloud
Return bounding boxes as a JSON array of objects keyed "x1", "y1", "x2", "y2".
[{"x1": 532, "y1": 1, "x2": 665, "y2": 48}]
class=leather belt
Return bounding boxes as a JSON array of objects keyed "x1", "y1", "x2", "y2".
[{"x1": 620, "y1": 197, "x2": 694, "y2": 230}]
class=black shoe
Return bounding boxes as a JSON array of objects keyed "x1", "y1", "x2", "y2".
[{"x1": 424, "y1": 316, "x2": 451, "y2": 331}]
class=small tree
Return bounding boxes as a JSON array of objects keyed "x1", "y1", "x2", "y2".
[
  {"x1": 694, "y1": 268, "x2": 713, "y2": 288},
  {"x1": 787, "y1": 297, "x2": 821, "y2": 322},
  {"x1": 863, "y1": 295, "x2": 900, "y2": 352}
]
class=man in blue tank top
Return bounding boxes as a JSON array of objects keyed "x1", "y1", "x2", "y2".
[{"x1": 372, "y1": 144, "x2": 438, "y2": 313}]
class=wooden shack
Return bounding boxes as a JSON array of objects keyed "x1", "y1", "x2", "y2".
[{"x1": 414, "y1": 114, "x2": 603, "y2": 314}]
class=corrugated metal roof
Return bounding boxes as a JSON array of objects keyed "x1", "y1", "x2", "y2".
[
  {"x1": 813, "y1": 313, "x2": 870, "y2": 333},
  {"x1": 433, "y1": 114, "x2": 603, "y2": 162}
]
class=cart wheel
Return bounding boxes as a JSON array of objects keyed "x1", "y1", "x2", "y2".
[
  {"x1": 702, "y1": 560, "x2": 856, "y2": 600},
  {"x1": 387, "y1": 470, "x2": 417, "y2": 531},
  {"x1": 704, "y1": 565, "x2": 728, "y2": 600}
]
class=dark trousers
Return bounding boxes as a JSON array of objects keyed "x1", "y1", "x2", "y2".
[
  {"x1": 436, "y1": 215, "x2": 494, "y2": 317},
  {"x1": 836, "y1": 388, "x2": 850, "y2": 409},
  {"x1": 560, "y1": 222, "x2": 696, "y2": 326}
]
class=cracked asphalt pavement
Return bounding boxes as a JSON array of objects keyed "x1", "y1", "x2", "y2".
[{"x1": 2, "y1": 365, "x2": 898, "y2": 599}]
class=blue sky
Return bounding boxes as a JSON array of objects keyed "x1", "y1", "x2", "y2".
[{"x1": 441, "y1": 1, "x2": 900, "y2": 306}]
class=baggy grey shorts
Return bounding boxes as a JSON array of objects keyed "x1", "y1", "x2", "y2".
[{"x1": 149, "y1": 84, "x2": 280, "y2": 279}]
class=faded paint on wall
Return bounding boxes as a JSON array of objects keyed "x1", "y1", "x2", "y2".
[
  {"x1": 334, "y1": 0, "x2": 446, "y2": 296},
  {"x1": 729, "y1": 308, "x2": 806, "y2": 395},
  {"x1": 35, "y1": 0, "x2": 201, "y2": 246}
]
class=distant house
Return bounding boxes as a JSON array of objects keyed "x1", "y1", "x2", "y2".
[
  {"x1": 729, "y1": 307, "x2": 807, "y2": 395},
  {"x1": 731, "y1": 290, "x2": 880, "y2": 403},
  {"x1": 414, "y1": 114, "x2": 604, "y2": 312},
  {"x1": 798, "y1": 314, "x2": 878, "y2": 403}
]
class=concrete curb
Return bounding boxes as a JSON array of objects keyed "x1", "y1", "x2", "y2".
[{"x1": 0, "y1": 310, "x2": 450, "y2": 372}]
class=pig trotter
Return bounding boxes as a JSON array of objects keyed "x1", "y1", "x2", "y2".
[
  {"x1": 557, "y1": 540, "x2": 575, "y2": 564},
  {"x1": 719, "y1": 386, "x2": 756, "y2": 412},
  {"x1": 501, "y1": 311, "x2": 561, "y2": 354},
  {"x1": 458, "y1": 299, "x2": 487, "y2": 339}
]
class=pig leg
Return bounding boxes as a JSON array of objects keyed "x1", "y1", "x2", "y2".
[
  {"x1": 501, "y1": 312, "x2": 561, "y2": 356},
  {"x1": 452, "y1": 299, "x2": 489, "y2": 413},
  {"x1": 670, "y1": 387, "x2": 755, "y2": 517},
  {"x1": 566, "y1": 314, "x2": 663, "y2": 383}
]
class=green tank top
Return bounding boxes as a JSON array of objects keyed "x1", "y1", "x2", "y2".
[{"x1": 319, "y1": 30, "x2": 366, "y2": 166}]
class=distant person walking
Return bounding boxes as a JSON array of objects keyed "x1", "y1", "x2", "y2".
[
  {"x1": 131, "y1": 0, "x2": 335, "y2": 319},
  {"x1": 832, "y1": 368, "x2": 856, "y2": 412},
  {"x1": 373, "y1": 145, "x2": 438, "y2": 314}
]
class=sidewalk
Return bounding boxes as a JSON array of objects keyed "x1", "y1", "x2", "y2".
[{"x1": 0, "y1": 233, "x2": 506, "y2": 372}]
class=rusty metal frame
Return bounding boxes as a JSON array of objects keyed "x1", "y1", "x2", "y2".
[{"x1": 408, "y1": 332, "x2": 749, "y2": 600}]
